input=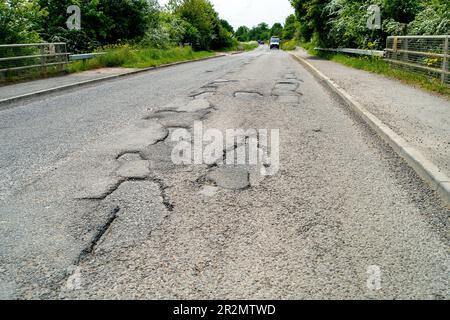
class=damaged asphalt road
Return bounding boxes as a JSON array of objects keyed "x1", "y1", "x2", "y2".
[{"x1": 0, "y1": 47, "x2": 449, "y2": 299}]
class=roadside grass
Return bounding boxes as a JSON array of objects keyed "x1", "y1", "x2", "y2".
[
  {"x1": 281, "y1": 39, "x2": 316, "y2": 52},
  {"x1": 288, "y1": 41, "x2": 449, "y2": 97},
  {"x1": 217, "y1": 41, "x2": 259, "y2": 53},
  {"x1": 0, "y1": 65, "x2": 64, "y2": 85},
  {"x1": 281, "y1": 39, "x2": 301, "y2": 51},
  {"x1": 69, "y1": 41, "x2": 259, "y2": 73},
  {"x1": 67, "y1": 45, "x2": 215, "y2": 73},
  {"x1": 2, "y1": 42, "x2": 257, "y2": 84},
  {"x1": 319, "y1": 52, "x2": 450, "y2": 97}
]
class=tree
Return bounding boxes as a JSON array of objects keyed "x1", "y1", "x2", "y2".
[
  {"x1": 37, "y1": 0, "x2": 78, "y2": 37},
  {"x1": 171, "y1": 0, "x2": 232, "y2": 50},
  {"x1": 325, "y1": 0, "x2": 384, "y2": 49},
  {"x1": 408, "y1": 0, "x2": 450, "y2": 35},
  {"x1": 384, "y1": 0, "x2": 420, "y2": 24},
  {"x1": 220, "y1": 19, "x2": 234, "y2": 34},
  {"x1": 38, "y1": 0, "x2": 156, "y2": 47},
  {"x1": 288, "y1": 0, "x2": 448, "y2": 49},
  {"x1": 235, "y1": 26, "x2": 250, "y2": 42},
  {"x1": 0, "y1": 0, "x2": 47, "y2": 44},
  {"x1": 84, "y1": 0, "x2": 154, "y2": 44},
  {"x1": 249, "y1": 22, "x2": 270, "y2": 41},
  {"x1": 270, "y1": 23, "x2": 283, "y2": 37},
  {"x1": 282, "y1": 14, "x2": 298, "y2": 40},
  {"x1": 290, "y1": 0, "x2": 331, "y2": 44}
]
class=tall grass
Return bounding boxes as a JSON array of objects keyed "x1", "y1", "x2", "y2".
[
  {"x1": 291, "y1": 41, "x2": 449, "y2": 97},
  {"x1": 218, "y1": 41, "x2": 259, "y2": 52},
  {"x1": 320, "y1": 53, "x2": 450, "y2": 97},
  {"x1": 281, "y1": 39, "x2": 300, "y2": 51},
  {"x1": 281, "y1": 40, "x2": 317, "y2": 52},
  {"x1": 67, "y1": 45, "x2": 215, "y2": 73}
]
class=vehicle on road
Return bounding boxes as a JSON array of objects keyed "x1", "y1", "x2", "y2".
[{"x1": 270, "y1": 37, "x2": 280, "y2": 50}]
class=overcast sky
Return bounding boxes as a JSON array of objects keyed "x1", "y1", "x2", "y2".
[{"x1": 158, "y1": 0, "x2": 294, "y2": 29}]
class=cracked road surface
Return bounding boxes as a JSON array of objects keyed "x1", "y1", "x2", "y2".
[{"x1": 0, "y1": 47, "x2": 449, "y2": 299}]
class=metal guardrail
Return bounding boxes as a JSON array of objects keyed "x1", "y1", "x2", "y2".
[
  {"x1": 315, "y1": 47, "x2": 385, "y2": 57},
  {"x1": 0, "y1": 43, "x2": 107, "y2": 81},
  {"x1": 0, "y1": 43, "x2": 69, "y2": 77},
  {"x1": 385, "y1": 35, "x2": 449, "y2": 84},
  {"x1": 69, "y1": 52, "x2": 106, "y2": 61}
]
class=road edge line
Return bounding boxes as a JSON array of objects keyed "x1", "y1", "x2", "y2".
[
  {"x1": 290, "y1": 52, "x2": 450, "y2": 208},
  {"x1": 0, "y1": 53, "x2": 234, "y2": 109}
]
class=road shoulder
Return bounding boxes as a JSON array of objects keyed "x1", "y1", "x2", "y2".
[{"x1": 290, "y1": 50, "x2": 450, "y2": 208}]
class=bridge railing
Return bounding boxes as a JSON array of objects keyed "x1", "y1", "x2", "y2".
[
  {"x1": 0, "y1": 43, "x2": 69, "y2": 80},
  {"x1": 315, "y1": 47, "x2": 385, "y2": 57},
  {"x1": 385, "y1": 35, "x2": 449, "y2": 84}
]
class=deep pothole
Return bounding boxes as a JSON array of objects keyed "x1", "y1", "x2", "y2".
[{"x1": 233, "y1": 91, "x2": 264, "y2": 98}]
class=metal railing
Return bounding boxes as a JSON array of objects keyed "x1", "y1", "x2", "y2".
[
  {"x1": 385, "y1": 35, "x2": 449, "y2": 84},
  {"x1": 0, "y1": 43, "x2": 69, "y2": 79},
  {"x1": 69, "y1": 52, "x2": 106, "y2": 64},
  {"x1": 315, "y1": 47, "x2": 385, "y2": 57}
]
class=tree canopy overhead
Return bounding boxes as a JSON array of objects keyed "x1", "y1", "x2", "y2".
[
  {"x1": 1, "y1": 0, "x2": 237, "y2": 52},
  {"x1": 289, "y1": 0, "x2": 450, "y2": 49}
]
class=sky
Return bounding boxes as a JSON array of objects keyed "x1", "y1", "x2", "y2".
[{"x1": 158, "y1": 0, "x2": 294, "y2": 29}]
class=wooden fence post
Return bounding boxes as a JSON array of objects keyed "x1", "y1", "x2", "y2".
[
  {"x1": 442, "y1": 36, "x2": 449, "y2": 84},
  {"x1": 40, "y1": 45, "x2": 47, "y2": 76},
  {"x1": 393, "y1": 36, "x2": 398, "y2": 61}
]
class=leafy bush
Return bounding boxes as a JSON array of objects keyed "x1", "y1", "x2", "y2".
[
  {"x1": 408, "y1": 1, "x2": 450, "y2": 35},
  {"x1": 0, "y1": 0, "x2": 47, "y2": 44},
  {"x1": 68, "y1": 44, "x2": 214, "y2": 71},
  {"x1": 171, "y1": 0, "x2": 219, "y2": 50},
  {"x1": 281, "y1": 39, "x2": 301, "y2": 50},
  {"x1": 235, "y1": 26, "x2": 250, "y2": 42},
  {"x1": 38, "y1": 0, "x2": 159, "y2": 49},
  {"x1": 282, "y1": 15, "x2": 299, "y2": 40},
  {"x1": 289, "y1": 0, "x2": 450, "y2": 49},
  {"x1": 48, "y1": 28, "x2": 99, "y2": 53}
]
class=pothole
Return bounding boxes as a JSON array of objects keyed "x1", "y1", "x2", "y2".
[
  {"x1": 206, "y1": 166, "x2": 250, "y2": 190},
  {"x1": 202, "y1": 84, "x2": 218, "y2": 89},
  {"x1": 198, "y1": 185, "x2": 220, "y2": 197},
  {"x1": 274, "y1": 83, "x2": 298, "y2": 91},
  {"x1": 190, "y1": 91, "x2": 215, "y2": 99},
  {"x1": 272, "y1": 89, "x2": 297, "y2": 97},
  {"x1": 177, "y1": 99, "x2": 211, "y2": 113},
  {"x1": 234, "y1": 91, "x2": 264, "y2": 98},
  {"x1": 116, "y1": 152, "x2": 143, "y2": 162},
  {"x1": 212, "y1": 79, "x2": 237, "y2": 84},
  {"x1": 116, "y1": 160, "x2": 150, "y2": 179}
]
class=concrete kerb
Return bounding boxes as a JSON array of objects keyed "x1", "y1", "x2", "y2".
[
  {"x1": 0, "y1": 53, "x2": 237, "y2": 109},
  {"x1": 290, "y1": 52, "x2": 450, "y2": 208}
]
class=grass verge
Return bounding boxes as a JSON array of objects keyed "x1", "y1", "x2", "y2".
[
  {"x1": 281, "y1": 39, "x2": 317, "y2": 52},
  {"x1": 321, "y1": 53, "x2": 449, "y2": 97},
  {"x1": 290, "y1": 41, "x2": 449, "y2": 97},
  {"x1": 67, "y1": 45, "x2": 215, "y2": 73},
  {"x1": 0, "y1": 66, "x2": 66, "y2": 85},
  {"x1": 2, "y1": 43, "x2": 257, "y2": 84},
  {"x1": 217, "y1": 41, "x2": 259, "y2": 53}
]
